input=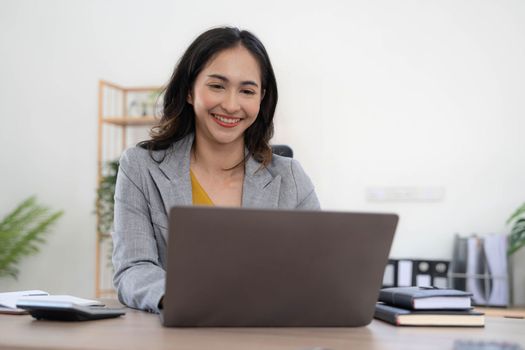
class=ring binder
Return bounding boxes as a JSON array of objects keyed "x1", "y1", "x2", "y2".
[{"x1": 448, "y1": 234, "x2": 509, "y2": 307}]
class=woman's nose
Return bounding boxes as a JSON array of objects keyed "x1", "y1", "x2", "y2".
[{"x1": 220, "y1": 91, "x2": 241, "y2": 114}]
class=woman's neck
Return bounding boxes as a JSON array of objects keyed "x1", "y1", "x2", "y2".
[{"x1": 191, "y1": 133, "x2": 245, "y2": 178}]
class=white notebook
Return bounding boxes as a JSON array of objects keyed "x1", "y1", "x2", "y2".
[
  {"x1": 0, "y1": 290, "x2": 102, "y2": 314},
  {"x1": 17, "y1": 295, "x2": 104, "y2": 306},
  {"x1": 0, "y1": 290, "x2": 49, "y2": 314}
]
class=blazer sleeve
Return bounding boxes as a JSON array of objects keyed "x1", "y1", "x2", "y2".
[
  {"x1": 290, "y1": 159, "x2": 321, "y2": 210},
  {"x1": 112, "y1": 148, "x2": 165, "y2": 313}
]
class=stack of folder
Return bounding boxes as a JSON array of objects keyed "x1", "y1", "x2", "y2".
[{"x1": 374, "y1": 286, "x2": 485, "y2": 327}]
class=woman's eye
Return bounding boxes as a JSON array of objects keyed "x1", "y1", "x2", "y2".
[
  {"x1": 241, "y1": 89, "x2": 256, "y2": 95},
  {"x1": 209, "y1": 84, "x2": 224, "y2": 90}
]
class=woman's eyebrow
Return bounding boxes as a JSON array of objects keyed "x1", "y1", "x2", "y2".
[{"x1": 207, "y1": 74, "x2": 259, "y2": 88}]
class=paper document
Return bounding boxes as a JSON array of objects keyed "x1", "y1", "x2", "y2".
[
  {"x1": 397, "y1": 260, "x2": 413, "y2": 286},
  {"x1": 1, "y1": 291, "x2": 103, "y2": 314},
  {"x1": 16, "y1": 295, "x2": 104, "y2": 307},
  {"x1": 0, "y1": 290, "x2": 49, "y2": 309}
]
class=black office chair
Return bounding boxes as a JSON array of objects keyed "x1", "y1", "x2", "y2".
[{"x1": 271, "y1": 145, "x2": 293, "y2": 158}]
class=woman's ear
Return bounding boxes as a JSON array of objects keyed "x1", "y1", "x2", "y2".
[
  {"x1": 187, "y1": 92, "x2": 193, "y2": 105},
  {"x1": 260, "y1": 89, "x2": 266, "y2": 101}
]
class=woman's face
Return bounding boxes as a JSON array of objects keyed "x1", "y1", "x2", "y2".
[{"x1": 188, "y1": 45, "x2": 264, "y2": 147}]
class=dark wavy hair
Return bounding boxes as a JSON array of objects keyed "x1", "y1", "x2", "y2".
[{"x1": 138, "y1": 27, "x2": 278, "y2": 166}]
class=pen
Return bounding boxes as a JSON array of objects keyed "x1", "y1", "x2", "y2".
[{"x1": 504, "y1": 315, "x2": 524, "y2": 319}]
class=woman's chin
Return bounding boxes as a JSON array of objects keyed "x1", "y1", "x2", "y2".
[{"x1": 207, "y1": 130, "x2": 244, "y2": 146}]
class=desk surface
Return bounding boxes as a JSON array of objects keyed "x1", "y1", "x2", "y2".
[{"x1": 1, "y1": 303, "x2": 524, "y2": 350}]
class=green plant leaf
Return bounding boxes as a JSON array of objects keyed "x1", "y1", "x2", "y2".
[
  {"x1": 0, "y1": 197, "x2": 63, "y2": 279},
  {"x1": 506, "y1": 202, "x2": 525, "y2": 225},
  {"x1": 0, "y1": 196, "x2": 38, "y2": 232},
  {"x1": 0, "y1": 205, "x2": 49, "y2": 255},
  {"x1": 508, "y1": 218, "x2": 525, "y2": 255},
  {"x1": 95, "y1": 159, "x2": 119, "y2": 235}
]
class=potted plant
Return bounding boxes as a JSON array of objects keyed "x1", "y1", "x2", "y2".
[
  {"x1": 506, "y1": 202, "x2": 525, "y2": 306},
  {"x1": 0, "y1": 196, "x2": 63, "y2": 278},
  {"x1": 95, "y1": 159, "x2": 119, "y2": 270},
  {"x1": 95, "y1": 160, "x2": 119, "y2": 237}
]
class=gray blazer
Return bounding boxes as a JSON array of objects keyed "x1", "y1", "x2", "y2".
[{"x1": 112, "y1": 134, "x2": 320, "y2": 313}]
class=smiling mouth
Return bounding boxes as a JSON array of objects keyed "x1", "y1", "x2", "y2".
[{"x1": 211, "y1": 113, "x2": 241, "y2": 127}]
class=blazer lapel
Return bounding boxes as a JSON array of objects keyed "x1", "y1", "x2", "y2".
[
  {"x1": 151, "y1": 134, "x2": 281, "y2": 210},
  {"x1": 155, "y1": 134, "x2": 194, "y2": 213},
  {"x1": 242, "y1": 155, "x2": 281, "y2": 208}
]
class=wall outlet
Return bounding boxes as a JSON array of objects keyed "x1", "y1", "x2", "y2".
[{"x1": 366, "y1": 186, "x2": 445, "y2": 202}]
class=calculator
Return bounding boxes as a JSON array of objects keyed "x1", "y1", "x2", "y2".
[{"x1": 16, "y1": 300, "x2": 125, "y2": 321}]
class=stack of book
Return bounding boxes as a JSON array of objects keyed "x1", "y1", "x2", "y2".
[{"x1": 374, "y1": 286, "x2": 485, "y2": 327}]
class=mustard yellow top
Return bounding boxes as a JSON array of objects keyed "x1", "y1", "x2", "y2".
[{"x1": 190, "y1": 169, "x2": 214, "y2": 206}]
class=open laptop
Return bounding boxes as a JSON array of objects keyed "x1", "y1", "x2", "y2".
[{"x1": 161, "y1": 206, "x2": 398, "y2": 327}]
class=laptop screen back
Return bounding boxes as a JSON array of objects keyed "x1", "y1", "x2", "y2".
[{"x1": 162, "y1": 207, "x2": 398, "y2": 327}]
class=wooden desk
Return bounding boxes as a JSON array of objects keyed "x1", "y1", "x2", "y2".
[{"x1": 1, "y1": 303, "x2": 523, "y2": 350}]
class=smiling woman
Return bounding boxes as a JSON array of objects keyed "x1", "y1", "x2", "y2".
[{"x1": 111, "y1": 27, "x2": 320, "y2": 313}]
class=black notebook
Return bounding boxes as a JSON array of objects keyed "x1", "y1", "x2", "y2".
[
  {"x1": 378, "y1": 287, "x2": 472, "y2": 310},
  {"x1": 374, "y1": 303, "x2": 484, "y2": 327}
]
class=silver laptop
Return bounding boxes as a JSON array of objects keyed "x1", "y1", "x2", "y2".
[{"x1": 161, "y1": 206, "x2": 398, "y2": 327}]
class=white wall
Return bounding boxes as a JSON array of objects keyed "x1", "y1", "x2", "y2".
[{"x1": 1, "y1": 0, "x2": 524, "y2": 303}]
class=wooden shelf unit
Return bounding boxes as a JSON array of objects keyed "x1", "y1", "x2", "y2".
[
  {"x1": 96, "y1": 80, "x2": 162, "y2": 298},
  {"x1": 102, "y1": 116, "x2": 159, "y2": 126}
]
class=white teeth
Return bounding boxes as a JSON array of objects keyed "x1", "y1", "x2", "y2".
[{"x1": 212, "y1": 114, "x2": 240, "y2": 124}]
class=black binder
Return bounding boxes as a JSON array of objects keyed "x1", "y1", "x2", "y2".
[{"x1": 382, "y1": 259, "x2": 450, "y2": 288}]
